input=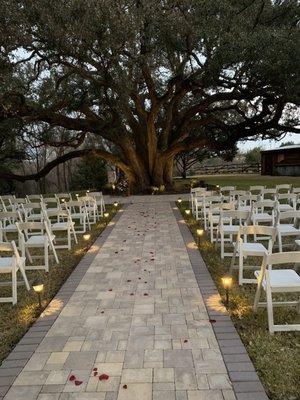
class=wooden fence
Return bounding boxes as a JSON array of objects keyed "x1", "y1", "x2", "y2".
[{"x1": 192, "y1": 163, "x2": 261, "y2": 175}]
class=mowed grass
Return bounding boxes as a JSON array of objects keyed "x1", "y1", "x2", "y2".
[
  {"x1": 178, "y1": 202, "x2": 300, "y2": 400},
  {"x1": 173, "y1": 174, "x2": 300, "y2": 192},
  {"x1": 0, "y1": 205, "x2": 116, "y2": 364}
]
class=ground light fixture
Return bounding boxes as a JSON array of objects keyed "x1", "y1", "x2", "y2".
[
  {"x1": 113, "y1": 202, "x2": 119, "y2": 208},
  {"x1": 185, "y1": 209, "x2": 191, "y2": 218},
  {"x1": 104, "y1": 212, "x2": 109, "y2": 226},
  {"x1": 221, "y1": 275, "x2": 233, "y2": 307},
  {"x1": 177, "y1": 197, "x2": 182, "y2": 204},
  {"x1": 32, "y1": 279, "x2": 44, "y2": 310},
  {"x1": 83, "y1": 233, "x2": 91, "y2": 241},
  {"x1": 196, "y1": 228, "x2": 204, "y2": 246}
]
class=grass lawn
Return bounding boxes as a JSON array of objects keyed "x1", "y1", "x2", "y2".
[
  {"x1": 0, "y1": 205, "x2": 116, "y2": 364},
  {"x1": 178, "y1": 202, "x2": 300, "y2": 400},
  {"x1": 173, "y1": 174, "x2": 300, "y2": 192}
]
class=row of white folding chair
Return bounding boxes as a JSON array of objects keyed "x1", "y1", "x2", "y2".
[
  {"x1": 0, "y1": 241, "x2": 30, "y2": 305},
  {"x1": 253, "y1": 251, "x2": 300, "y2": 334}
]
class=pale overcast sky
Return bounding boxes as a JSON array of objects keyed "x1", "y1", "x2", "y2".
[{"x1": 238, "y1": 132, "x2": 300, "y2": 152}]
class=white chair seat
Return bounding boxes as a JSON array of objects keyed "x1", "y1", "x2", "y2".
[
  {"x1": 238, "y1": 206, "x2": 252, "y2": 212},
  {"x1": 278, "y1": 225, "x2": 300, "y2": 234},
  {"x1": 252, "y1": 213, "x2": 272, "y2": 221},
  {"x1": 278, "y1": 204, "x2": 294, "y2": 211},
  {"x1": 255, "y1": 269, "x2": 300, "y2": 290},
  {"x1": 26, "y1": 234, "x2": 55, "y2": 245},
  {"x1": 2, "y1": 223, "x2": 17, "y2": 232},
  {"x1": 221, "y1": 225, "x2": 240, "y2": 234},
  {"x1": 52, "y1": 222, "x2": 74, "y2": 229},
  {"x1": 0, "y1": 256, "x2": 26, "y2": 272},
  {"x1": 241, "y1": 242, "x2": 267, "y2": 255},
  {"x1": 70, "y1": 213, "x2": 85, "y2": 219},
  {"x1": 27, "y1": 214, "x2": 42, "y2": 220}
]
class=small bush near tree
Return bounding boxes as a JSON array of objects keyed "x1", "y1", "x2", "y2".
[{"x1": 70, "y1": 155, "x2": 107, "y2": 191}]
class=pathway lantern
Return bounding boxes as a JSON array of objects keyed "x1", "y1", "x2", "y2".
[
  {"x1": 196, "y1": 228, "x2": 204, "y2": 246},
  {"x1": 104, "y1": 212, "x2": 109, "y2": 226},
  {"x1": 32, "y1": 279, "x2": 44, "y2": 310},
  {"x1": 221, "y1": 276, "x2": 233, "y2": 307}
]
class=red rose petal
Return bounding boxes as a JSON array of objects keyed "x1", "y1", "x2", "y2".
[
  {"x1": 123, "y1": 384, "x2": 128, "y2": 389},
  {"x1": 209, "y1": 319, "x2": 216, "y2": 323},
  {"x1": 144, "y1": 293, "x2": 148, "y2": 296},
  {"x1": 99, "y1": 374, "x2": 109, "y2": 381},
  {"x1": 127, "y1": 279, "x2": 131, "y2": 282},
  {"x1": 69, "y1": 375, "x2": 76, "y2": 381},
  {"x1": 93, "y1": 371, "x2": 98, "y2": 376},
  {"x1": 93, "y1": 368, "x2": 98, "y2": 371},
  {"x1": 101, "y1": 311, "x2": 104, "y2": 314},
  {"x1": 108, "y1": 289, "x2": 113, "y2": 291},
  {"x1": 130, "y1": 293, "x2": 134, "y2": 296},
  {"x1": 75, "y1": 380, "x2": 83, "y2": 386},
  {"x1": 184, "y1": 339, "x2": 188, "y2": 343}
]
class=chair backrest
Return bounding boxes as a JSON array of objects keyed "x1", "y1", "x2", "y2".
[
  {"x1": 292, "y1": 187, "x2": 300, "y2": 194},
  {"x1": 265, "y1": 251, "x2": 300, "y2": 266},
  {"x1": 238, "y1": 225, "x2": 277, "y2": 239},
  {"x1": 220, "y1": 209, "x2": 251, "y2": 225},
  {"x1": 249, "y1": 185, "x2": 265, "y2": 192},
  {"x1": 277, "y1": 210, "x2": 300, "y2": 224},
  {"x1": 17, "y1": 221, "x2": 45, "y2": 231},
  {"x1": 253, "y1": 200, "x2": 277, "y2": 211},
  {"x1": 276, "y1": 184, "x2": 291, "y2": 193},
  {"x1": 220, "y1": 186, "x2": 235, "y2": 193},
  {"x1": 0, "y1": 211, "x2": 20, "y2": 220},
  {"x1": 26, "y1": 194, "x2": 42, "y2": 201}
]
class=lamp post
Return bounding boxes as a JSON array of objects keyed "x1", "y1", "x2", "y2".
[
  {"x1": 32, "y1": 279, "x2": 44, "y2": 310},
  {"x1": 221, "y1": 276, "x2": 233, "y2": 307},
  {"x1": 196, "y1": 228, "x2": 204, "y2": 246}
]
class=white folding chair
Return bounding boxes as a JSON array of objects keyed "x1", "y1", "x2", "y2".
[
  {"x1": 276, "y1": 210, "x2": 300, "y2": 252},
  {"x1": 202, "y1": 195, "x2": 222, "y2": 230},
  {"x1": 16, "y1": 221, "x2": 59, "y2": 272},
  {"x1": 237, "y1": 193, "x2": 258, "y2": 212},
  {"x1": 22, "y1": 202, "x2": 43, "y2": 222},
  {"x1": 220, "y1": 186, "x2": 236, "y2": 202},
  {"x1": 217, "y1": 210, "x2": 251, "y2": 258},
  {"x1": 253, "y1": 251, "x2": 300, "y2": 334},
  {"x1": 63, "y1": 200, "x2": 90, "y2": 233},
  {"x1": 0, "y1": 211, "x2": 23, "y2": 242},
  {"x1": 0, "y1": 241, "x2": 30, "y2": 305},
  {"x1": 89, "y1": 192, "x2": 105, "y2": 216},
  {"x1": 251, "y1": 200, "x2": 277, "y2": 227},
  {"x1": 190, "y1": 187, "x2": 206, "y2": 215},
  {"x1": 275, "y1": 193, "x2": 296, "y2": 212},
  {"x1": 208, "y1": 202, "x2": 235, "y2": 243},
  {"x1": 41, "y1": 197, "x2": 60, "y2": 213},
  {"x1": 42, "y1": 208, "x2": 77, "y2": 250},
  {"x1": 230, "y1": 225, "x2": 277, "y2": 285},
  {"x1": 79, "y1": 196, "x2": 98, "y2": 224},
  {"x1": 26, "y1": 194, "x2": 42, "y2": 202}
]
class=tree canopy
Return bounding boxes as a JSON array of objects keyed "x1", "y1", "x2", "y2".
[{"x1": 0, "y1": 0, "x2": 299, "y2": 190}]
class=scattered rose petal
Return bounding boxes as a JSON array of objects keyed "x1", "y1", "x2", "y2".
[
  {"x1": 99, "y1": 374, "x2": 109, "y2": 381},
  {"x1": 130, "y1": 293, "x2": 134, "y2": 296},
  {"x1": 101, "y1": 311, "x2": 104, "y2": 314},
  {"x1": 93, "y1": 371, "x2": 98, "y2": 376},
  {"x1": 123, "y1": 384, "x2": 128, "y2": 389},
  {"x1": 144, "y1": 282, "x2": 147, "y2": 284},
  {"x1": 144, "y1": 293, "x2": 148, "y2": 296},
  {"x1": 184, "y1": 339, "x2": 188, "y2": 343},
  {"x1": 127, "y1": 279, "x2": 131, "y2": 282},
  {"x1": 75, "y1": 380, "x2": 83, "y2": 386},
  {"x1": 209, "y1": 319, "x2": 216, "y2": 323},
  {"x1": 108, "y1": 289, "x2": 113, "y2": 291},
  {"x1": 69, "y1": 375, "x2": 76, "y2": 381},
  {"x1": 93, "y1": 368, "x2": 98, "y2": 371}
]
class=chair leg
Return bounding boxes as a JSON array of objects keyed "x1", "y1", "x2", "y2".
[
  {"x1": 266, "y1": 288, "x2": 275, "y2": 334},
  {"x1": 238, "y1": 252, "x2": 244, "y2": 286},
  {"x1": 12, "y1": 266, "x2": 17, "y2": 305},
  {"x1": 221, "y1": 233, "x2": 224, "y2": 259},
  {"x1": 253, "y1": 283, "x2": 262, "y2": 312},
  {"x1": 67, "y1": 228, "x2": 71, "y2": 250},
  {"x1": 278, "y1": 234, "x2": 282, "y2": 252},
  {"x1": 20, "y1": 263, "x2": 30, "y2": 291},
  {"x1": 44, "y1": 244, "x2": 49, "y2": 272}
]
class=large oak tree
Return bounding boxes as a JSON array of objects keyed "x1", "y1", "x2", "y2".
[{"x1": 0, "y1": 0, "x2": 299, "y2": 190}]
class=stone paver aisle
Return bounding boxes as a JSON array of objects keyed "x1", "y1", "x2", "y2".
[{"x1": 4, "y1": 202, "x2": 235, "y2": 400}]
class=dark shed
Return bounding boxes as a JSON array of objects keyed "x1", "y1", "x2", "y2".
[{"x1": 261, "y1": 145, "x2": 300, "y2": 176}]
